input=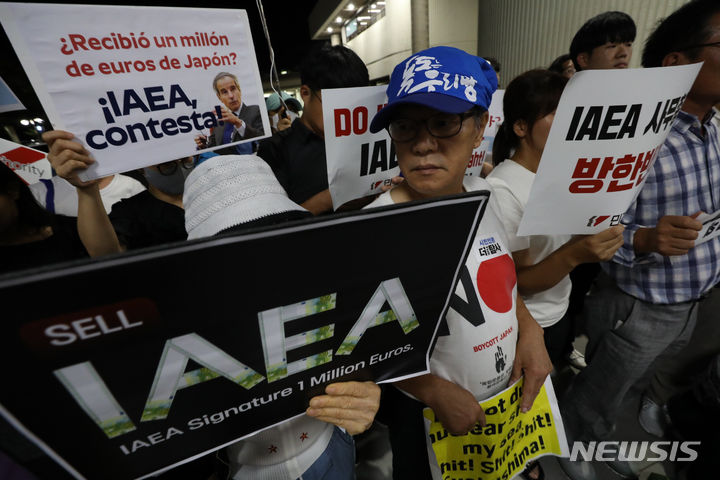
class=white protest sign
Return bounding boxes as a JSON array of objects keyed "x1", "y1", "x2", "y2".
[
  {"x1": 517, "y1": 64, "x2": 701, "y2": 235},
  {"x1": 0, "y1": 138, "x2": 51, "y2": 185},
  {"x1": 466, "y1": 89, "x2": 504, "y2": 177},
  {"x1": 0, "y1": 76, "x2": 25, "y2": 113},
  {"x1": 695, "y1": 210, "x2": 720, "y2": 246},
  {"x1": 0, "y1": 3, "x2": 270, "y2": 180},
  {"x1": 323, "y1": 86, "x2": 400, "y2": 210}
]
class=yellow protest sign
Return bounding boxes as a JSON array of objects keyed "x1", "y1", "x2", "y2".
[{"x1": 423, "y1": 377, "x2": 568, "y2": 480}]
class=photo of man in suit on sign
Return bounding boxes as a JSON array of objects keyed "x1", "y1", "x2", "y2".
[{"x1": 195, "y1": 71, "x2": 264, "y2": 155}]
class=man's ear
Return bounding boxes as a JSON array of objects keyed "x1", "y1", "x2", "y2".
[
  {"x1": 472, "y1": 111, "x2": 489, "y2": 148},
  {"x1": 513, "y1": 120, "x2": 528, "y2": 139},
  {"x1": 300, "y1": 85, "x2": 312, "y2": 102},
  {"x1": 576, "y1": 52, "x2": 590, "y2": 70},
  {"x1": 662, "y1": 52, "x2": 686, "y2": 67}
]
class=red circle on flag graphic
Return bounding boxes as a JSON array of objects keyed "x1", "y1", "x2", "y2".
[{"x1": 476, "y1": 254, "x2": 516, "y2": 313}]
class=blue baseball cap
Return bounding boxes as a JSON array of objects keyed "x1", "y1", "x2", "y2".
[{"x1": 370, "y1": 46, "x2": 498, "y2": 133}]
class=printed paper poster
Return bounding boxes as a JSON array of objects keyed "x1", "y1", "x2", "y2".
[
  {"x1": 0, "y1": 138, "x2": 52, "y2": 185},
  {"x1": 517, "y1": 64, "x2": 701, "y2": 235},
  {"x1": 323, "y1": 86, "x2": 400, "y2": 210},
  {"x1": 466, "y1": 89, "x2": 504, "y2": 177},
  {"x1": 423, "y1": 377, "x2": 568, "y2": 480},
  {"x1": 0, "y1": 3, "x2": 270, "y2": 180},
  {"x1": 695, "y1": 209, "x2": 720, "y2": 246}
]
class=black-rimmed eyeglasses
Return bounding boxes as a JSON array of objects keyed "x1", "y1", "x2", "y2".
[
  {"x1": 681, "y1": 41, "x2": 720, "y2": 51},
  {"x1": 156, "y1": 157, "x2": 195, "y2": 176},
  {"x1": 387, "y1": 112, "x2": 475, "y2": 143}
]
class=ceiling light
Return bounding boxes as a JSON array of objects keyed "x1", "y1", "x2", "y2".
[
  {"x1": 20, "y1": 119, "x2": 29, "y2": 126},
  {"x1": 346, "y1": 3, "x2": 355, "y2": 10},
  {"x1": 326, "y1": 26, "x2": 333, "y2": 33},
  {"x1": 360, "y1": 21, "x2": 368, "y2": 25},
  {"x1": 33, "y1": 118, "x2": 43, "y2": 123},
  {"x1": 280, "y1": 70, "x2": 288, "y2": 75},
  {"x1": 335, "y1": 16, "x2": 343, "y2": 23},
  {"x1": 357, "y1": 16, "x2": 371, "y2": 20},
  {"x1": 368, "y1": 9, "x2": 381, "y2": 12}
]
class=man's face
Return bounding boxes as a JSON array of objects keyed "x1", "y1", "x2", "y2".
[
  {"x1": 579, "y1": 40, "x2": 633, "y2": 70},
  {"x1": 216, "y1": 76, "x2": 242, "y2": 111},
  {"x1": 684, "y1": 14, "x2": 720, "y2": 107},
  {"x1": 393, "y1": 104, "x2": 486, "y2": 198},
  {"x1": 300, "y1": 87, "x2": 325, "y2": 137}
]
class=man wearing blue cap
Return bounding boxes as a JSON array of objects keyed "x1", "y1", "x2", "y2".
[{"x1": 366, "y1": 46, "x2": 552, "y2": 480}]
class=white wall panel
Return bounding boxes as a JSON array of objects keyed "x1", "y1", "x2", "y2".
[
  {"x1": 345, "y1": 0, "x2": 413, "y2": 80},
  {"x1": 477, "y1": 0, "x2": 691, "y2": 87},
  {"x1": 430, "y1": 0, "x2": 479, "y2": 54}
]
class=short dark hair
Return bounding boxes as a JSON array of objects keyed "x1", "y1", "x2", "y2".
[
  {"x1": 492, "y1": 70, "x2": 568, "y2": 163},
  {"x1": 0, "y1": 162, "x2": 52, "y2": 230},
  {"x1": 212, "y1": 72, "x2": 240, "y2": 94},
  {"x1": 549, "y1": 54, "x2": 572, "y2": 74},
  {"x1": 300, "y1": 44, "x2": 369, "y2": 91},
  {"x1": 642, "y1": 0, "x2": 720, "y2": 68},
  {"x1": 570, "y1": 11, "x2": 636, "y2": 71},
  {"x1": 484, "y1": 57, "x2": 501, "y2": 73}
]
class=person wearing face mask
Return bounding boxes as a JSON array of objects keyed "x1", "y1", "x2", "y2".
[
  {"x1": 42, "y1": 130, "x2": 192, "y2": 254},
  {"x1": 266, "y1": 91, "x2": 302, "y2": 134},
  {"x1": 108, "y1": 157, "x2": 193, "y2": 250}
]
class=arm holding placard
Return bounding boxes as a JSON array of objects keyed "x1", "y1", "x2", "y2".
[
  {"x1": 42, "y1": 130, "x2": 122, "y2": 257},
  {"x1": 513, "y1": 226, "x2": 625, "y2": 295},
  {"x1": 394, "y1": 295, "x2": 552, "y2": 434},
  {"x1": 633, "y1": 213, "x2": 702, "y2": 256},
  {"x1": 394, "y1": 373, "x2": 486, "y2": 435}
]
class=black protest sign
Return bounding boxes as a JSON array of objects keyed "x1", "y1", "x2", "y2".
[{"x1": 0, "y1": 193, "x2": 488, "y2": 480}]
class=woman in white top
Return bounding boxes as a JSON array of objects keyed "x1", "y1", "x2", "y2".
[{"x1": 486, "y1": 69, "x2": 624, "y2": 367}]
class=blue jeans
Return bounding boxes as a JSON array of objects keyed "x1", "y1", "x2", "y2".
[
  {"x1": 562, "y1": 273, "x2": 698, "y2": 441},
  {"x1": 299, "y1": 427, "x2": 355, "y2": 480}
]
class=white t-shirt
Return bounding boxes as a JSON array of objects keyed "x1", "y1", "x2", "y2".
[
  {"x1": 30, "y1": 174, "x2": 145, "y2": 216},
  {"x1": 486, "y1": 159, "x2": 571, "y2": 327},
  {"x1": 366, "y1": 176, "x2": 518, "y2": 401}
]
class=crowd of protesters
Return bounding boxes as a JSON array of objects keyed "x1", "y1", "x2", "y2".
[{"x1": 1, "y1": 1, "x2": 719, "y2": 479}]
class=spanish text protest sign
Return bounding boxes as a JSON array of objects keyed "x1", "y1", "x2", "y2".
[
  {"x1": 424, "y1": 377, "x2": 568, "y2": 480},
  {"x1": 0, "y1": 3, "x2": 270, "y2": 180},
  {"x1": 0, "y1": 193, "x2": 488, "y2": 480},
  {"x1": 323, "y1": 86, "x2": 400, "y2": 209},
  {"x1": 466, "y1": 89, "x2": 504, "y2": 177},
  {"x1": 517, "y1": 64, "x2": 701, "y2": 235},
  {"x1": 0, "y1": 138, "x2": 52, "y2": 185}
]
